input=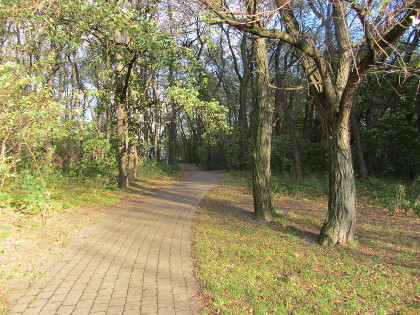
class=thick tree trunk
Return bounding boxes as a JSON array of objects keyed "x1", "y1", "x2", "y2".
[
  {"x1": 251, "y1": 37, "x2": 274, "y2": 221},
  {"x1": 319, "y1": 105, "x2": 357, "y2": 245}
]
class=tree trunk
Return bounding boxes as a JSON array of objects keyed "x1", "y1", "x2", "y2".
[
  {"x1": 45, "y1": 140, "x2": 54, "y2": 171},
  {"x1": 238, "y1": 35, "x2": 250, "y2": 169},
  {"x1": 318, "y1": 101, "x2": 357, "y2": 245},
  {"x1": 117, "y1": 100, "x2": 129, "y2": 188},
  {"x1": 114, "y1": 30, "x2": 137, "y2": 188},
  {"x1": 0, "y1": 140, "x2": 7, "y2": 187},
  {"x1": 143, "y1": 110, "x2": 150, "y2": 158},
  {"x1": 303, "y1": 98, "x2": 314, "y2": 140},
  {"x1": 128, "y1": 146, "x2": 139, "y2": 180},
  {"x1": 251, "y1": 37, "x2": 274, "y2": 221},
  {"x1": 168, "y1": 104, "x2": 177, "y2": 165},
  {"x1": 350, "y1": 108, "x2": 368, "y2": 180},
  {"x1": 153, "y1": 109, "x2": 160, "y2": 162}
]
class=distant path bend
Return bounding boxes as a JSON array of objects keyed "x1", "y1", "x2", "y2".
[{"x1": 10, "y1": 164, "x2": 220, "y2": 315}]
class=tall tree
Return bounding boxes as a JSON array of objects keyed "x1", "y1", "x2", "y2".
[{"x1": 252, "y1": 35, "x2": 275, "y2": 221}]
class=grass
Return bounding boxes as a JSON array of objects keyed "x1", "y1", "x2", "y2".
[
  {"x1": 0, "y1": 161, "x2": 184, "y2": 213},
  {"x1": 193, "y1": 173, "x2": 419, "y2": 314},
  {"x1": 272, "y1": 174, "x2": 420, "y2": 214}
]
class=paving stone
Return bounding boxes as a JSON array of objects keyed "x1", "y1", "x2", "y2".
[
  {"x1": 48, "y1": 294, "x2": 67, "y2": 303},
  {"x1": 123, "y1": 309, "x2": 142, "y2": 315},
  {"x1": 41, "y1": 301, "x2": 62, "y2": 311},
  {"x1": 90, "y1": 303, "x2": 108, "y2": 313},
  {"x1": 72, "y1": 307, "x2": 91, "y2": 315},
  {"x1": 141, "y1": 303, "x2": 158, "y2": 314},
  {"x1": 21, "y1": 306, "x2": 43, "y2": 315},
  {"x1": 76, "y1": 299, "x2": 95, "y2": 309},
  {"x1": 109, "y1": 297, "x2": 126, "y2": 307},
  {"x1": 158, "y1": 308, "x2": 177, "y2": 315},
  {"x1": 124, "y1": 301, "x2": 141, "y2": 310},
  {"x1": 56, "y1": 305, "x2": 75, "y2": 314},
  {"x1": 9, "y1": 303, "x2": 29, "y2": 313},
  {"x1": 28, "y1": 299, "x2": 48, "y2": 308},
  {"x1": 107, "y1": 305, "x2": 125, "y2": 314}
]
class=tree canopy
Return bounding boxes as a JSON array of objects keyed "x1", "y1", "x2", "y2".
[{"x1": 1, "y1": 0, "x2": 419, "y2": 245}]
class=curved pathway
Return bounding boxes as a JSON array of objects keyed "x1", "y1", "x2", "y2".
[{"x1": 10, "y1": 165, "x2": 220, "y2": 315}]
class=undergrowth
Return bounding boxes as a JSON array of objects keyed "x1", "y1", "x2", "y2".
[
  {"x1": 0, "y1": 161, "x2": 183, "y2": 216},
  {"x1": 272, "y1": 174, "x2": 420, "y2": 214}
]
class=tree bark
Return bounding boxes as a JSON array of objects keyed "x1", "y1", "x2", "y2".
[
  {"x1": 238, "y1": 35, "x2": 250, "y2": 168},
  {"x1": 115, "y1": 29, "x2": 136, "y2": 188},
  {"x1": 168, "y1": 104, "x2": 177, "y2": 165},
  {"x1": 154, "y1": 109, "x2": 160, "y2": 162},
  {"x1": 317, "y1": 82, "x2": 359, "y2": 245},
  {"x1": 251, "y1": 37, "x2": 274, "y2": 221},
  {"x1": 128, "y1": 146, "x2": 138, "y2": 180},
  {"x1": 319, "y1": 120, "x2": 356, "y2": 245},
  {"x1": 303, "y1": 98, "x2": 314, "y2": 140},
  {"x1": 221, "y1": 27, "x2": 251, "y2": 169},
  {"x1": 117, "y1": 99, "x2": 129, "y2": 187}
]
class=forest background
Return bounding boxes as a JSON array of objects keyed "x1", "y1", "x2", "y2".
[{"x1": 0, "y1": 0, "x2": 419, "y2": 241}]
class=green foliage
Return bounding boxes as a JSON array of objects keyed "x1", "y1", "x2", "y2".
[
  {"x1": 359, "y1": 176, "x2": 420, "y2": 214},
  {"x1": 0, "y1": 155, "x2": 17, "y2": 187},
  {"x1": 272, "y1": 174, "x2": 329, "y2": 200},
  {"x1": 137, "y1": 160, "x2": 183, "y2": 179},
  {"x1": 394, "y1": 184, "x2": 406, "y2": 210},
  {"x1": 271, "y1": 135, "x2": 328, "y2": 175},
  {"x1": 0, "y1": 62, "x2": 61, "y2": 175},
  {"x1": 272, "y1": 172, "x2": 419, "y2": 213},
  {"x1": 362, "y1": 114, "x2": 419, "y2": 177},
  {"x1": 222, "y1": 130, "x2": 245, "y2": 170},
  {"x1": 9, "y1": 174, "x2": 52, "y2": 215},
  {"x1": 271, "y1": 135, "x2": 294, "y2": 174},
  {"x1": 166, "y1": 85, "x2": 231, "y2": 144},
  {"x1": 74, "y1": 136, "x2": 117, "y2": 179}
]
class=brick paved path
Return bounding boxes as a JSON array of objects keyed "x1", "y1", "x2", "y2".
[{"x1": 10, "y1": 165, "x2": 220, "y2": 315}]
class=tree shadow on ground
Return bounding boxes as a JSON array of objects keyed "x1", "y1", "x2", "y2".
[{"x1": 203, "y1": 192, "x2": 419, "y2": 270}]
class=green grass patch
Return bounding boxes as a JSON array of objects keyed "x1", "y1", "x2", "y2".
[
  {"x1": 272, "y1": 174, "x2": 420, "y2": 213},
  {"x1": 272, "y1": 175, "x2": 329, "y2": 200},
  {"x1": 193, "y1": 173, "x2": 419, "y2": 314},
  {"x1": 137, "y1": 160, "x2": 184, "y2": 179},
  {"x1": 0, "y1": 161, "x2": 184, "y2": 216}
]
